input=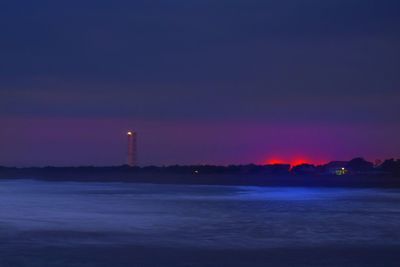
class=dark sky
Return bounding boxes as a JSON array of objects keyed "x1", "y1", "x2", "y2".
[{"x1": 1, "y1": 0, "x2": 400, "y2": 166}]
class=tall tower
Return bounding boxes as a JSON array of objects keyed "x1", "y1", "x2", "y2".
[{"x1": 127, "y1": 131, "x2": 137, "y2": 167}]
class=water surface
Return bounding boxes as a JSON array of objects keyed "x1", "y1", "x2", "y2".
[{"x1": 0, "y1": 180, "x2": 399, "y2": 266}]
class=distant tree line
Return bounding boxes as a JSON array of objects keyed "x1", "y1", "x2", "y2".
[
  {"x1": 292, "y1": 158, "x2": 400, "y2": 176},
  {"x1": 1, "y1": 157, "x2": 400, "y2": 177}
]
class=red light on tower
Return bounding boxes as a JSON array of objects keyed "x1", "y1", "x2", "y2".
[{"x1": 127, "y1": 131, "x2": 137, "y2": 167}]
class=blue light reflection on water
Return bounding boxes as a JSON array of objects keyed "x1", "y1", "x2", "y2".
[{"x1": 0, "y1": 180, "x2": 399, "y2": 249}]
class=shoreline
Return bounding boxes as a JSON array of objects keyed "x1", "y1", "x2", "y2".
[{"x1": 1, "y1": 168, "x2": 399, "y2": 188}]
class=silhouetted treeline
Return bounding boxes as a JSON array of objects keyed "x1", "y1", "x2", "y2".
[
  {"x1": 0, "y1": 163, "x2": 291, "y2": 176},
  {"x1": 379, "y1": 159, "x2": 400, "y2": 175},
  {"x1": 1, "y1": 158, "x2": 400, "y2": 176},
  {"x1": 1, "y1": 158, "x2": 400, "y2": 188},
  {"x1": 290, "y1": 158, "x2": 400, "y2": 175}
]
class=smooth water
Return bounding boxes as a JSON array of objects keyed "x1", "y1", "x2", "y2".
[{"x1": 0, "y1": 180, "x2": 399, "y2": 266}]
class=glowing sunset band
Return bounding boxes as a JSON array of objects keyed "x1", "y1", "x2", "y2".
[{"x1": 264, "y1": 157, "x2": 325, "y2": 167}]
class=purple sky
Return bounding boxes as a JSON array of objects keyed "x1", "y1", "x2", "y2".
[
  {"x1": 1, "y1": 116, "x2": 399, "y2": 166},
  {"x1": 1, "y1": 1, "x2": 400, "y2": 166}
]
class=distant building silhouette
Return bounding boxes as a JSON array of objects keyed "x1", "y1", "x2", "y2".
[
  {"x1": 323, "y1": 161, "x2": 348, "y2": 175},
  {"x1": 127, "y1": 131, "x2": 137, "y2": 167}
]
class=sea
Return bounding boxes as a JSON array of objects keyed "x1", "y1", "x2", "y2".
[{"x1": 0, "y1": 180, "x2": 399, "y2": 267}]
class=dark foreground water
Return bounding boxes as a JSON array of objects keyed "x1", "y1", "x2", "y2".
[{"x1": 0, "y1": 180, "x2": 399, "y2": 267}]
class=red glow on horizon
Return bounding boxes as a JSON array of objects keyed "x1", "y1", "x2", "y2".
[
  {"x1": 263, "y1": 157, "x2": 326, "y2": 167},
  {"x1": 266, "y1": 158, "x2": 286, "y2": 165}
]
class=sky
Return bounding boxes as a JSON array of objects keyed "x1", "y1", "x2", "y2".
[{"x1": 1, "y1": 0, "x2": 400, "y2": 166}]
